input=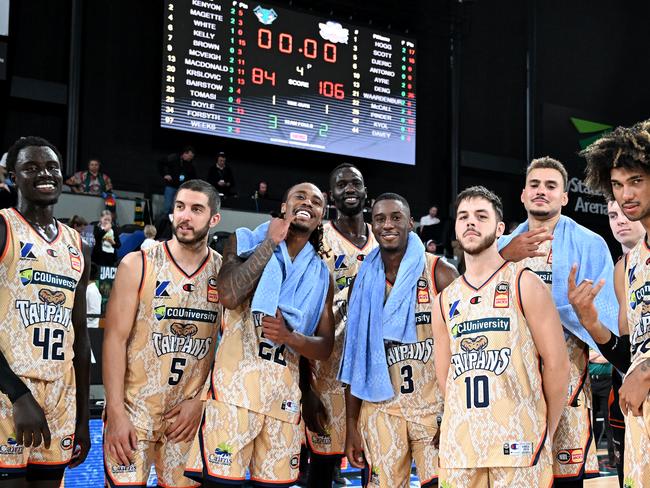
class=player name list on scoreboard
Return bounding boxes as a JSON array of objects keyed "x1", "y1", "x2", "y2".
[{"x1": 161, "y1": 0, "x2": 417, "y2": 165}]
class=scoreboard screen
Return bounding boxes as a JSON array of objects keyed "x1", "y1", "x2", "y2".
[{"x1": 161, "y1": 0, "x2": 417, "y2": 165}]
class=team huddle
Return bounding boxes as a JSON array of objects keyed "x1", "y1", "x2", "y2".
[{"x1": 0, "y1": 121, "x2": 649, "y2": 488}]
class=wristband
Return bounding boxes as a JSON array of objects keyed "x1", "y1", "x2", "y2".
[{"x1": 596, "y1": 333, "x2": 631, "y2": 373}]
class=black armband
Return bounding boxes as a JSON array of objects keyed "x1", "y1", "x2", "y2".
[
  {"x1": 0, "y1": 352, "x2": 30, "y2": 403},
  {"x1": 596, "y1": 333, "x2": 631, "y2": 374}
]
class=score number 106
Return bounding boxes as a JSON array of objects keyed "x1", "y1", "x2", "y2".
[{"x1": 252, "y1": 68, "x2": 344, "y2": 100}]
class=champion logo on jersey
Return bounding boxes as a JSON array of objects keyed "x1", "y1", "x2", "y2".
[
  {"x1": 19, "y1": 242, "x2": 36, "y2": 259},
  {"x1": 183, "y1": 283, "x2": 195, "y2": 292},
  {"x1": 47, "y1": 249, "x2": 58, "y2": 257},
  {"x1": 448, "y1": 300, "x2": 461, "y2": 319},
  {"x1": 470, "y1": 296, "x2": 482, "y2": 304},
  {"x1": 155, "y1": 280, "x2": 171, "y2": 298},
  {"x1": 334, "y1": 254, "x2": 348, "y2": 270}
]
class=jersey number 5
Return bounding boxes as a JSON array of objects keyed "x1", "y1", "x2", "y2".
[{"x1": 168, "y1": 357, "x2": 187, "y2": 385}]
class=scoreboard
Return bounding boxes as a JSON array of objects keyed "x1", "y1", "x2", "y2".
[{"x1": 161, "y1": 0, "x2": 417, "y2": 165}]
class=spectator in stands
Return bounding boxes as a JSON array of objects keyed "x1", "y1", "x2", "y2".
[
  {"x1": 86, "y1": 263, "x2": 102, "y2": 328},
  {"x1": 140, "y1": 224, "x2": 157, "y2": 250},
  {"x1": 65, "y1": 158, "x2": 113, "y2": 195},
  {"x1": 419, "y1": 204, "x2": 448, "y2": 254},
  {"x1": 92, "y1": 210, "x2": 121, "y2": 267},
  {"x1": 425, "y1": 239, "x2": 437, "y2": 254},
  {"x1": 207, "y1": 151, "x2": 235, "y2": 197},
  {"x1": 419, "y1": 205, "x2": 440, "y2": 227},
  {"x1": 254, "y1": 180, "x2": 270, "y2": 200},
  {"x1": 69, "y1": 214, "x2": 88, "y2": 233},
  {"x1": 159, "y1": 145, "x2": 197, "y2": 214}
]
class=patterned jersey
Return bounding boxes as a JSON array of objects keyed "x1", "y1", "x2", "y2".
[
  {"x1": 438, "y1": 262, "x2": 547, "y2": 468},
  {"x1": 625, "y1": 238, "x2": 650, "y2": 373},
  {"x1": 124, "y1": 242, "x2": 222, "y2": 432},
  {"x1": 374, "y1": 253, "x2": 443, "y2": 427},
  {"x1": 0, "y1": 208, "x2": 83, "y2": 381},
  {"x1": 212, "y1": 302, "x2": 307, "y2": 424},
  {"x1": 520, "y1": 239, "x2": 591, "y2": 409},
  {"x1": 312, "y1": 222, "x2": 377, "y2": 394}
]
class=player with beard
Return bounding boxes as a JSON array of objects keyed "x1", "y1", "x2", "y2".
[
  {"x1": 304, "y1": 163, "x2": 377, "y2": 488},
  {"x1": 432, "y1": 186, "x2": 569, "y2": 486},
  {"x1": 498, "y1": 157, "x2": 619, "y2": 486},
  {"x1": 570, "y1": 120, "x2": 650, "y2": 487},
  {"x1": 184, "y1": 182, "x2": 334, "y2": 488},
  {"x1": 103, "y1": 179, "x2": 223, "y2": 487},
  {"x1": 0, "y1": 137, "x2": 91, "y2": 486}
]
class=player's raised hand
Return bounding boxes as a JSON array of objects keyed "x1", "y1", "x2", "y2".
[
  {"x1": 567, "y1": 264, "x2": 606, "y2": 330},
  {"x1": 13, "y1": 392, "x2": 51, "y2": 449},
  {"x1": 499, "y1": 227, "x2": 553, "y2": 262},
  {"x1": 69, "y1": 419, "x2": 91, "y2": 468},
  {"x1": 344, "y1": 423, "x2": 366, "y2": 469},
  {"x1": 261, "y1": 310, "x2": 293, "y2": 344},
  {"x1": 163, "y1": 396, "x2": 204, "y2": 443},
  {"x1": 104, "y1": 409, "x2": 138, "y2": 467},
  {"x1": 266, "y1": 216, "x2": 291, "y2": 245}
]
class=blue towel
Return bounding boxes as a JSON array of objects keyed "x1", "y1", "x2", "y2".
[
  {"x1": 236, "y1": 221, "x2": 330, "y2": 338},
  {"x1": 498, "y1": 216, "x2": 618, "y2": 352},
  {"x1": 339, "y1": 232, "x2": 425, "y2": 402}
]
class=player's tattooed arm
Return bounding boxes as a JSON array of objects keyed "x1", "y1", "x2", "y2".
[
  {"x1": 69, "y1": 243, "x2": 92, "y2": 467},
  {"x1": 217, "y1": 217, "x2": 291, "y2": 309}
]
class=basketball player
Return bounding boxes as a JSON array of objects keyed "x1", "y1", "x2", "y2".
[
  {"x1": 341, "y1": 193, "x2": 459, "y2": 488},
  {"x1": 500, "y1": 157, "x2": 616, "y2": 485},
  {"x1": 605, "y1": 198, "x2": 644, "y2": 488},
  {"x1": 572, "y1": 120, "x2": 650, "y2": 487},
  {"x1": 103, "y1": 179, "x2": 223, "y2": 487},
  {"x1": 0, "y1": 136, "x2": 91, "y2": 486},
  {"x1": 432, "y1": 186, "x2": 569, "y2": 487},
  {"x1": 304, "y1": 163, "x2": 376, "y2": 488},
  {"x1": 184, "y1": 182, "x2": 334, "y2": 488}
]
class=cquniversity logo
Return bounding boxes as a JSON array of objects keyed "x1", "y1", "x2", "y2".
[
  {"x1": 19, "y1": 268, "x2": 33, "y2": 286},
  {"x1": 155, "y1": 306, "x2": 166, "y2": 320}
]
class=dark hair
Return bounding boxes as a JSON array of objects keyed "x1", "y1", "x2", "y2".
[
  {"x1": 281, "y1": 182, "x2": 327, "y2": 259},
  {"x1": 217, "y1": 151, "x2": 226, "y2": 158},
  {"x1": 581, "y1": 120, "x2": 650, "y2": 199},
  {"x1": 526, "y1": 156, "x2": 569, "y2": 191},
  {"x1": 372, "y1": 192, "x2": 411, "y2": 216},
  {"x1": 6, "y1": 136, "x2": 63, "y2": 173},
  {"x1": 176, "y1": 179, "x2": 221, "y2": 215},
  {"x1": 182, "y1": 145, "x2": 195, "y2": 154},
  {"x1": 69, "y1": 215, "x2": 88, "y2": 228},
  {"x1": 328, "y1": 162, "x2": 361, "y2": 189},
  {"x1": 455, "y1": 186, "x2": 504, "y2": 221}
]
